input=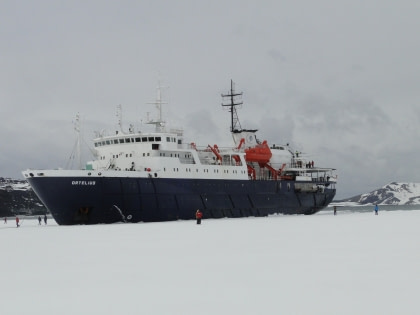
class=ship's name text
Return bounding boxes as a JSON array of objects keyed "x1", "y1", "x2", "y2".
[{"x1": 72, "y1": 181, "x2": 96, "y2": 186}]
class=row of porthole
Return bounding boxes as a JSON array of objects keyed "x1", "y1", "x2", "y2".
[{"x1": 162, "y1": 168, "x2": 246, "y2": 174}]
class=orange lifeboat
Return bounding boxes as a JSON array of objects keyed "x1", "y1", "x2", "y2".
[{"x1": 245, "y1": 140, "x2": 272, "y2": 164}]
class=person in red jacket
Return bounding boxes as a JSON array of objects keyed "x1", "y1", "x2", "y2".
[
  {"x1": 15, "y1": 216, "x2": 20, "y2": 228},
  {"x1": 195, "y1": 209, "x2": 203, "y2": 225}
]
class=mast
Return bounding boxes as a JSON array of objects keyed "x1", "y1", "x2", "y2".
[
  {"x1": 221, "y1": 80, "x2": 243, "y2": 133},
  {"x1": 66, "y1": 113, "x2": 83, "y2": 170},
  {"x1": 116, "y1": 104, "x2": 125, "y2": 134},
  {"x1": 74, "y1": 113, "x2": 82, "y2": 169},
  {"x1": 147, "y1": 80, "x2": 167, "y2": 132}
]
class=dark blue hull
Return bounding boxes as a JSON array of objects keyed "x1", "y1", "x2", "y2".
[{"x1": 27, "y1": 176, "x2": 336, "y2": 225}]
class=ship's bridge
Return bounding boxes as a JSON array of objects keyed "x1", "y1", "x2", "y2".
[{"x1": 93, "y1": 132, "x2": 182, "y2": 150}]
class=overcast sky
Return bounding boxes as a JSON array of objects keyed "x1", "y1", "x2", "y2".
[{"x1": 1, "y1": 0, "x2": 419, "y2": 199}]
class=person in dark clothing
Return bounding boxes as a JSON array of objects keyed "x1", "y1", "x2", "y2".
[
  {"x1": 195, "y1": 209, "x2": 203, "y2": 225},
  {"x1": 38, "y1": 216, "x2": 42, "y2": 225},
  {"x1": 334, "y1": 206, "x2": 337, "y2": 215},
  {"x1": 4, "y1": 217, "x2": 7, "y2": 224},
  {"x1": 15, "y1": 216, "x2": 20, "y2": 228},
  {"x1": 44, "y1": 214, "x2": 47, "y2": 225}
]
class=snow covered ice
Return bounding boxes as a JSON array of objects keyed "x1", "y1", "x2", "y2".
[{"x1": 1, "y1": 210, "x2": 419, "y2": 315}]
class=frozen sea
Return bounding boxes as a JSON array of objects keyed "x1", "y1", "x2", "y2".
[{"x1": 1, "y1": 208, "x2": 419, "y2": 315}]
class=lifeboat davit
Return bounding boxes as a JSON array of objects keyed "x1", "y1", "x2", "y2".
[{"x1": 245, "y1": 140, "x2": 272, "y2": 164}]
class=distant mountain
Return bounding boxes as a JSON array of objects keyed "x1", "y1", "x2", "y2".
[
  {"x1": 0, "y1": 177, "x2": 46, "y2": 216},
  {"x1": 334, "y1": 182, "x2": 420, "y2": 206}
]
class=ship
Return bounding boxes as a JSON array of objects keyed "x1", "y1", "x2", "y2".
[{"x1": 22, "y1": 81, "x2": 337, "y2": 225}]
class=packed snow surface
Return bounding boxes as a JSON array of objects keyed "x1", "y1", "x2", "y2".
[{"x1": 1, "y1": 210, "x2": 419, "y2": 315}]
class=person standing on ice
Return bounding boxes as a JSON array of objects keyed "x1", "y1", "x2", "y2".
[
  {"x1": 374, "y1": 204, "x2": 379, "y2": 215},
  {"x1": 38, "y1": 216, "x2": 42, "y2": 225},
  {"x1": 15, "y1": 216, "x2": 20, "y2": 228},
  {"x1": 333, "y1": 206, "x2": 337, "y2": 215},
  {"x1": 4, "y1": 217, "x2": 7, "y2": 224},
  {"x1": 44, "y1": 214, "x2": 47, "y2": 225},
  {"x1": 195, "y1": 209, "x2": 203, "y2": 225}
]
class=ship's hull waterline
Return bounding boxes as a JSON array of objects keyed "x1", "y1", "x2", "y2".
[{"x1": 27, "y1": 175, "x2": 336, "y2": 225}]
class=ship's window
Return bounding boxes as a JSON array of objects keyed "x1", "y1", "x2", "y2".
[
  {"x1": 166, "y1": 137, "x2": 170, "y2": 142},
  {"x1": 113, "y1": 139, "x2": 118, "y2": 144},
  {"x1": 148, "y1": 137, "x2": 154, "y2": 141},
  {"x1": 135, "y1": 137, "x2": 141, "y2": 142},
  {"x1": 126, "y1": 154, "x2": 128, "y2": 157},
  {"x1": 147, "y1": 153, "x2": 150, "y2": 156},
  {"x1": 119, "y1": 139, "x2": 124, "y2": 143},
  {"x1": 178, "y1": 140, "x2": 182, "y2": 144},
  {"x1": 94, "y1": 143, "x2": 98, "y2": 147},
  {"x1": 152, "y1": 144, "x2": 159, "y2": 150},
  {"x1": 105, "y1": 140, "x2": 110, "y2": 145},
  {"x1": 143, "y1": 153, "x2": 145, "y2": 157},
  {"x1": 155, "y1": 137, "x2": 161, "y2": 142},
  {"x1": 125, "y1": 138, "x2": 130, "y2": 143},
  {"x1": 141, "y1": 137, "x2": 146, "y2": 142},
  {"x1": 130, "y1": 154, "x2": 132, "y2": 157}
]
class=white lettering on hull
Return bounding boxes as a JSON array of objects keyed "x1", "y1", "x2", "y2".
[{"x1": 71, "y1": 181, "x2": 96, "y2": 186}]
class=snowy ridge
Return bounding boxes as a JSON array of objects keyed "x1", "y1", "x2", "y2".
[
  {"x1": 0, "y1": 177, "x2": 45, "y2": 216},
  {"x1": 334, "y1": 182, "x2": 420, "y2": 205},
  {"x1": 0, "y1": 177, "x2": 31, "y2": 191}
]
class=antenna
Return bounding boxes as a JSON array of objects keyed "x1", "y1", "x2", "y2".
[{"x1": 221, "y1": 80, "x2": 243, "y2": 132}]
